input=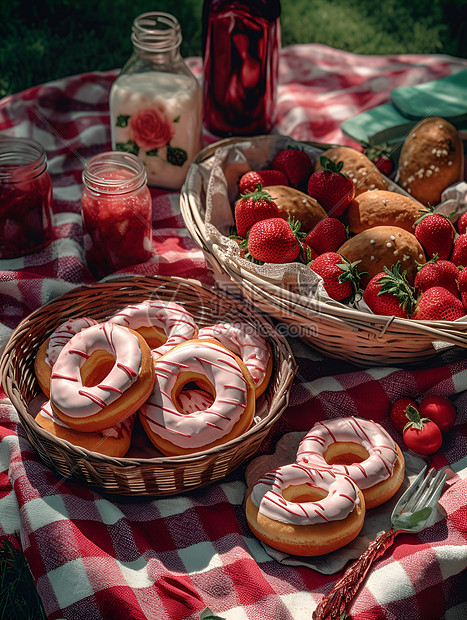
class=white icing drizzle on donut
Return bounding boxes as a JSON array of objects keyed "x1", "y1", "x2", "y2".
[
  {"x1": 140, "y1": 340, "x2": 250, "y2": 449},
  {"x1": 198, "y1": 322, "x2": 269, "y2": 387},
  {"x1": 38, "y1": 400, "x2": 134, "y2": 438},
  {"x1": 296, "y1": 417, "x2": 398, "y2": 489},
  {"x1": 50, "y1": 323, "x2": 142, "y2": 418},
  {"x1": 45, "y1": 317, "x2": 98, "y2": 367},
  {"x1": 108, "y1": 300, "x2": 197, "y2": 357},
  {"x1": 250, "y1": 463, "x2": 361, "y2": 525}
]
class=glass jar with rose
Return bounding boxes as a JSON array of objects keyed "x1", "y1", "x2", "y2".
[{"x1": 109, "y1": 12, "x2": 202, "y2": 190}]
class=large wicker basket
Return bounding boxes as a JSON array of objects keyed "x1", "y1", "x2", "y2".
[
  {"x1": 180, "y1": 135, "x2": 467, "y2": 366},
  {"x1": 0, "y1": 275, "x2": 296, "y2": 496}
]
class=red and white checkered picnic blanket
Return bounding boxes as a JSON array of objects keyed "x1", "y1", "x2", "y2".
[{"x1": 1, "y1": 45, "x2": 467, "y2": 619}]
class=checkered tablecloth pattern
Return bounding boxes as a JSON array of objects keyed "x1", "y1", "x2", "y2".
[{"x1": 1, "y1": 44, "x2": 467, "y2": 619}]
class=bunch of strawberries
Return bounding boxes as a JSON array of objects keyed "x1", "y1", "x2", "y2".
[
  {"x1": 232, "y1": 146, "x2": 467, "y2": 322},
  {"x1": 364, "y1": 209, "x2": 467, "y2": 321}
]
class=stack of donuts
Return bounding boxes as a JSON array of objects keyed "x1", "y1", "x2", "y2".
[
  {"x1": 245, "y1": 417, "x2": 405, "y2": 556},
  {"x1": 33, "y1": 300, "x2": 273, "y2": 458}
]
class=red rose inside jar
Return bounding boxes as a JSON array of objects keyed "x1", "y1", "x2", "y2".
[
  {"x1": 0, "y1": 137, "x2": 53, "y2": 259},
  {"x1": 81, "y1": 152, "x2": 153, "y2": 278}
]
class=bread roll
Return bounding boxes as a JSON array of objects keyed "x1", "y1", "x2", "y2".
[
  {"x1": 347, "y1": 190, "x2": 427, "y2": 234},
  {"x1": 264, "y1": 185, "x2": 327, "y2": 232},
  {"x1": 316, "y1": 146, "x2": 388, "y2": 196},
  {"x1": 338, "y1": 225, "x2": 426, "y2": 286},
  {"x1": 398, "y1": 117, "x2": 464, "y2": 206}
]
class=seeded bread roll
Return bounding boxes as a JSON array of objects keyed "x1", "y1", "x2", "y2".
[
  {"x1": 337, "y1": 225, "x2": 426, "y2": 286},
  {"x1": 316, "y1": 146, "x2": 389, "y2": 196},
  {"x1": 347, "y1": 190, "x2": 427, "y2": 234},
  {"x1": 397, "y1": 117, "x2": 464, "y2": 206},
  {"x1": 263, "y1": 185, "x2": 327, "y2": 232}
]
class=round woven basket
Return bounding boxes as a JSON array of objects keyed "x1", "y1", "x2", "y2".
[
  {"x1": 180, "y1": 135, "x2": 467, "y2": 366},
  {"x1": 0, "y1": 275, "x2": 296, "y2": 496}
]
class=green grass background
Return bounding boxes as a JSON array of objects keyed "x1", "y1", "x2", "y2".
[{"x1": 2, "y1": 0, "x2": 466, "y2": 98}]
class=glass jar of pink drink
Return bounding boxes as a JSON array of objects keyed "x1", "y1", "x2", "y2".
[
  {"x1": 109, "y1": 12, "x2": 202, "y2": 190},
  {"x1": 81, "y1": 152, "x2": 152, "y2": 278},
  {"x1": 0, "y1": 136, "x2": 53, "y2": 259}
]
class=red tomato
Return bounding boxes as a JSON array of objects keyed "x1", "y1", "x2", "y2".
[
  {"x1": 403, "y1": 420, "x2": 443, "y2": 455},
  {"x1": 390, "y1": 397, "x2": 418, "y2": 433},
  {"x1": 418, "y1": 395, "x2": 456, "y2": 432}
]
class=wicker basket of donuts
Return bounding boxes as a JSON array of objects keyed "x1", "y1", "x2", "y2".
[
  {"x1": 0, "y1": 275, "x2": 296, "y2": 496},
  {"x1": 180, "y1": 119, "x2": 467, "y2": 366}
]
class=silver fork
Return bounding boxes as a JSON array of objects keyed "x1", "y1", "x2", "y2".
[{"x1": 312, "y1": 466, "x2": 447, "y2": 620}]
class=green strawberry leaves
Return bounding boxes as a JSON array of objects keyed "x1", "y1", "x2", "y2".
[
  {"x1": 319, "y1": 156, "x2": 345, "y2": 176},
  {"x1": 238, "y1": 183, "x2": 275, "y2": 202},
  {"x1": 376, "y1": 262, "x2": 417, "y2": 317}
]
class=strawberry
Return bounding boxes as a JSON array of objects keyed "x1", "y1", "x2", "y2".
[
  {"x1": 307, "y1": 156, "x2": 355, "y2": 216},
  {"x1": 234, "y1": 185, "x2": 279, "y2": 238},
  {"x1": 457, "y1": 267, "x2": 467, "y2": 311},
  {"x1": 450, "y1": 233, "x2": 467, "y2": 267},
  {"x1": 239, "y1": 169, "x2": 289, "y2": 194},
  {"x1": 413, "y1": 286, "x2": 465, "y2": 321},
  {"x1": 271, "y1": 148, "x2": 312, "y2": 188},
  {"x1": 363, "y1": 262, "x2": 416, "y2": 318},
  {"x1": 309, "y1": 252, "x2": 363, "y2": 301},
  {"x1": 304, "y1": 218, "x2": 347, "y2": 255},
  {"x1": 244, "y1": 217, "x2": 305, "y2": 264},
  {"x1": 414, "y1": 255, "x2": 460, "y2": 298},
  {"x1": 390, "y1": 397, "x2": 419, "y2": 433},
  {"x1": 457, "y1": 212, "x2": 467, "y2": 235},
  {"x1": 413, "y1": 208, "x2": 455, "y2": 260},
  {"x1": 361, "y1": 140, "x2": 394, "y2": 176},
  {"x1": 373, "y1": 154, "x2": 394, "y2": 176}
]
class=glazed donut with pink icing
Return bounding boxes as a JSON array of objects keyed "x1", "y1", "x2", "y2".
[
  {"x1": 296, "y1": 417, "x2": 405, "y2": 509},
  {"x1": 107, "y1": 299, "x2": 198, "y2": 354},
  {"x1": 35, "y1": 400, "x2": 135, "y2": 457},
  {"x1": 35, "y1": 317, "x2": 98, "y2": 396},
  {"x1": 198, "y1": 322, "x2": 272, "y2": 397},
  {"x1": 49, "y1": 322, "x2": 155, "y2": 432},
  {"x1": 139, "y1": 339, "x2": 256, "y2": 456},
  {"x1": 245, "y1": 463, "x2": 365, "y2": 556}
]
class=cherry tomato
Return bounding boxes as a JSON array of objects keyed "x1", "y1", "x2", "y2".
[
  {"x1": 390, "y1": 397, "x2": 418, "y2": 433},
  {"x1": 403, "y1": 420, "x2": 443, "y2": 455},
  {"x1": 418, "y1": 395, "x2": 456, "y2": 432}
]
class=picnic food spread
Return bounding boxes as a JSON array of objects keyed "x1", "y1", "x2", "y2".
[
  {"x1": 33, "y1": 301, "x2": 273, "y2": 458},
  {"x1": 1, "y1": 34, "x2": 467, "y2": 620},
  {"x1": 230, "y1": 117, "x2": 466, "y2": 321}
]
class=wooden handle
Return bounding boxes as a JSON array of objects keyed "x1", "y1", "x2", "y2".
[{"x1": 312, "y1": 528, "x2": 399, "y2": 620}]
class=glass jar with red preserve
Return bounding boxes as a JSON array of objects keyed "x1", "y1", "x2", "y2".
[
  {"x1": 0, "y1": 136, "x2": 53, "y2": 259},
  {"x1": 202, "y1": 0, "x2": 281, "y2": 137},
  {"x1": 81, "y1": 152, "x2": 152, "y2": 279}
]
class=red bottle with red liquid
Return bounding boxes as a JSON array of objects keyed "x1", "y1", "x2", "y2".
[
  {"x1": 0, "y1": 137, "x2": 53, "y2": 259},
  {"x1": 202, "y1": 0, "x2": 281, "y2": 137},
  {"x1": 81, "y1": 152, "x2": 153, "y2": 279}
]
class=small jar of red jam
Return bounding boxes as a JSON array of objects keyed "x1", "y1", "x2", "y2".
[
  {"x1": 81, "y1": 151, "x2": 153, "y2": 278},
  {"x1": 0, "y1": 136, "x2": 53, "y2": 259}
]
